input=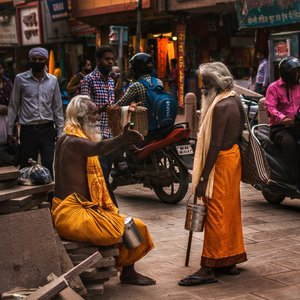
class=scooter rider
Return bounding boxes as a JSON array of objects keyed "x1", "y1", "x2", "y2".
[{"x1": 265, "y1": 56, "x2": 300, "y2": 193}]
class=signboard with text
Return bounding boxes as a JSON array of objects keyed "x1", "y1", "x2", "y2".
[
  {"x1": 47, "y1": 0, "x2": 68, "y2": 22},
  {"x1": 17, "y1": 2, "x2": 43, "y2": 45},
  {"x1": 0, "y1": 15, "x2": 18, "y2": 45},
  {"x1": 236, "y1": 0, "x2": 300, "y2": 28},
  {"x1": 177, "y1": 23, "x2": 185, "y2": 108}
]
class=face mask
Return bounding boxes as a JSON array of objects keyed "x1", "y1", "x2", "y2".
[
  {"x1": 97, "y1": 66, "x2": 110, "y2": 76},
  {"x1": 30, "y1": 61, "x2": 45, "y2": 72}
]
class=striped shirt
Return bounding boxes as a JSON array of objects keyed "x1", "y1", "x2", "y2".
[{"x1": 81, "y1": 68, "x2": 115, "y2": 138}]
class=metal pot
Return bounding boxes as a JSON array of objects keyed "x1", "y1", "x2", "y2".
[
  {"x1": 185, "y1": 200, "x2": 207, "y2": 232},
  {"x1": 123, "y1": 217, "x2": 144, "y2": 249}
]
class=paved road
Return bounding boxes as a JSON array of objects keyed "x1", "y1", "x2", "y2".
[{"x1": 101, "y1": 182, "x2": 300, "y2": 300}]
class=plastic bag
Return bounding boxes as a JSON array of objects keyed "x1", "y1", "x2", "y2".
[{"x1": 19, "y1": 158, "x2": 53, "y2": 185}]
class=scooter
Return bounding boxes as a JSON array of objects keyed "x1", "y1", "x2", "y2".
[
  {"x1": 252, "y1": 124, "x2": 300, "y2": 204},
  {"x1": 110, "y1": 123, "x2": 194, "y2": 204}
]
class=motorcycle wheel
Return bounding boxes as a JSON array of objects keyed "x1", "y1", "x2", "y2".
[
  {"x1": 261, "y1": 190, "x2": 285, "y2": 204},
  {"x1": 153, "y1": 155, "x2": 189, "y2": 204}
]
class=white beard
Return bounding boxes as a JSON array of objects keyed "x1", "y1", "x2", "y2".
[
  {"x1": 200, "y1": 88, "x2": 217, "y2": 125},
  {"x1": 82, "y1": 121, "x2": 102, "y2": 142}
]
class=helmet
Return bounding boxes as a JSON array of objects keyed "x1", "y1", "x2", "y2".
[
  {"x1": 129, "y1": 53, "x2": 153, "y2": 78},
  {"x1": 279, "y1": 56, "x2": 300, "y2": 84}
]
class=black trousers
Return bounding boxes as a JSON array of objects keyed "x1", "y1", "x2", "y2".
[
  {"x1": 20, "y1": 123, "x2": 57, "y2": 177},
  {"x1": 270, "y1": 124, "x2": 300, "y2": 187}
]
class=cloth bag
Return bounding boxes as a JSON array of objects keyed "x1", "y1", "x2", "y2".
[{"x1": 240, "y1": 111, "x2": 270, "y2": 185}]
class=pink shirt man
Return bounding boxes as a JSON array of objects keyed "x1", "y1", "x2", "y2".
[{"x1": 265, "y1": 78, "x2": 300, "y2": 126}]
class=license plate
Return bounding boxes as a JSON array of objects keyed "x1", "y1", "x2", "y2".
[{"x1": 176, "y1": 144, "x2": 194, "y2": 155}]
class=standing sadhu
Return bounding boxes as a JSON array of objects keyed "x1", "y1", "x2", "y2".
[{"x1": 179, "y1": 62, "x2": 247, "y2": 286}]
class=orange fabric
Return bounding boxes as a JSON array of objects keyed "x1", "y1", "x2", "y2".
[
  {"x1": 51, "y1": 124, "x2": 154, "y2": 266},
  {"x1": 157, "y1": 37, "x2": 168, "y2": 79},
  {"x1": 52, "y1": 194, "x2": 124, "y2": 246},
  {"x1": 201, "y1": 144, "x2": 247, "y2": 268},
  {"x1": 64, "y1": 124, "x2": 117, "y2": 213}
]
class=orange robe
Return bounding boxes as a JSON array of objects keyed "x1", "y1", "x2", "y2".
[
  {"x1": 201, "y1": 144, "x2": 247, "y2": 268},
  {"x1": 51, "y1": 125, "x2": 154, "y2": 267}
]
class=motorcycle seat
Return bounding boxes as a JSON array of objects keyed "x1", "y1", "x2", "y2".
[{"x1": 134, "y1": 127, "x2": 191, "y2": 161}]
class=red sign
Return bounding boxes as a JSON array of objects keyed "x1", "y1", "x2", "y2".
[{"x1": 67, "y1": 19, "x2": 96, "y2": 36}]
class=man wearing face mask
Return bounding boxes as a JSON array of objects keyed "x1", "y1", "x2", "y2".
[
  {"x1": 265, "y1": 56, "x2": 300, "y2": 192},
  {"x1": 7, "y1": 47, "x2": 64, "y2": 177},
  {"x1": 81, "y1": 46, "x2": 117, "y2": 206}
]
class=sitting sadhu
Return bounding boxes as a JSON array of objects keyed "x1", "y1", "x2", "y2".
[{"x1": 51, "y1": 95, "x2": 155, "y2": 285}]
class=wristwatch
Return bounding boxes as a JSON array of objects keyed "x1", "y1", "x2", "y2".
[{"x1": 200, "y1": 176, "x2": 206, "y2": 183}]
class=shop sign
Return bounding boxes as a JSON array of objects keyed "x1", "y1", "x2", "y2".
[
  {"x1": 236, "y1": 0, "x2": 300, "y2": 29},
  {"x1": 177, "y1": 23, "x2": 185, "y2": 108},
  {"x1": 109, "y1": 26, "x2": 128, "y2": 45},
  {"x1": 17, "y1": 2, "x2": 43, "y2": 45},
  {"x1": 0, "y1": 15, "x2": 18, "y2": 45},
  {"x1": 46, "y1": 0, "x2": 68, "y2": 22}
]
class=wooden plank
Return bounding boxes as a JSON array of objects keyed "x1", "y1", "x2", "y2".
[
  {"x1": 0, "y1": 182, "x2": 54, "y2": 202},
  {"x1": 84, "y1": 283, "x2": 104, "y2": 296},
  {"x1": 27, "y1": 252, "x2": 101, "y2": 300},
  {"x1": 98, "y1": 247, "x2": 119, "y2": 258},
  {"x1": 94, "y1": 256, "x2": 115, "y2": 268},
  {"x1": 0, "y1": 194, "x2": 33, "y2": 206},
  {"x1": 0, "y1": 166, "x2": 20, "y2": 181},
  {"x1": 73, "y1": 256, "x2": 115, "y2": 268},
  {"x1": 0, "y1": 194, "x2": 48, "y2": 214},
  {"x1": 26, "y1": 277, "x2": 68, "y2": 300},
  {"x1": 54, "y1": 235, "x2": 87, "y2": 296},
  {"x1": 0, "y1": 179, "x2": 18, "y2": 190},
  {"x1": 69, "y1": 246, "x2": 99, "y2": 255},
  {"x1": 80, "y1": 267, "x2": 118, "y2": 281},
  {"x1": 80, "y1": 267, "x2": 97, "y2": 278},
  {"x1": 61, "y1": 239, "x2": 93, "y2": 251},
  {"x1": 47, "y1": 274, "x2": 84, "y2": 300}
]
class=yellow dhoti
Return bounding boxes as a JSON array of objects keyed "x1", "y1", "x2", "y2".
[
  {"x1": 51, "y1": 125, "x2": 154, "y2": 267},
  {"x1": 201, "y1": 144, "x2": 247, "y2": 268}
]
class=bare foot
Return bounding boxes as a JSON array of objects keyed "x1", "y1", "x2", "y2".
[{"x1": 120, "y1": 264, "x2": 156, "y2": 286}]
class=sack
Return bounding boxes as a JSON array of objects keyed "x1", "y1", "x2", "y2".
[
  {"x1": 139, "y1": 77, "x2": 177, "y2": 131},
  {"x1": 240, "y1": 115, "x2": 270, "y2": 185},
  {"x1": 19, "y1": 158, "x2": 52, "y2": 185}
]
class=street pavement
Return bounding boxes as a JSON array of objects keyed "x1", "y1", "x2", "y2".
[{"x1": 100, "y1": 183, "x2": 300, "y2": 300}]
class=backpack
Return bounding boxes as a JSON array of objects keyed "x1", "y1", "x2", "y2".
[{"x1": 139, "y1": 77, "x2": 178, "y2": 131}]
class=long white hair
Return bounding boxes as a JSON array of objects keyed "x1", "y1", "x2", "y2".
[
  {"x1": 65, "y1": 95, "x2": 101, "y2": 142},
  {"x1": 199, "y1": 62, "x2": 234, "y2": 123}
]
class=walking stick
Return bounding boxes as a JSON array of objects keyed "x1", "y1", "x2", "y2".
[{"x1": 185, "y1": 195, "x2": 197, "y2": 267}]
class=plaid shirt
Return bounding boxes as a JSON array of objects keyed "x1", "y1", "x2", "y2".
[
  {"x1": 81, "y1": 68, "x2": 115, "y2": 138},
  {"x1": 0, "y1": 76, "x2": 13, "y2": 106},
  {"x1": 116, "y1": 75, "x2": 163, "y2": 107}
]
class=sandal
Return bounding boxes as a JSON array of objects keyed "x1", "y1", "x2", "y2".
[{"x1": 178, "y1": 275, "x2": 217, "y2": 286}]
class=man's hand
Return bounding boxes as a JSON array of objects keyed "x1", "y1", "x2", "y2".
[
  {"x1": 195, "y1": 179, "x2": 208, "y2": 198},
  {"x1": 122, "y1": 122, "x2": 144, "y2": 144},
  {"x1": 128, "y1": 102, "x2": 143, "y2": 112},
  {"x1": 280, "y1": 117, "x2": 294, "y2": 126},
  {"x1": 7, "y1": 135, "x2": 17, "y2": 145},
  {"x1": 98, "y1": 104, "x2": 109, "y2": 113}
]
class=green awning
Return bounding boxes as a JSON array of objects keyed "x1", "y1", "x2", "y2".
[{"x1": 236, "y1": 0, "x2": 300, "y2": 29}]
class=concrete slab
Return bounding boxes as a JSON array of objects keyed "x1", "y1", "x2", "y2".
[{"x1": 0, "y1": 209, "x2": 61, "y2": 294}]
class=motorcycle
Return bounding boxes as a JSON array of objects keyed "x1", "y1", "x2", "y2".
[
  {"x1": 110, "y1": 123, "x2": 194, "y2": 204},
  {"x1": 252, "y1": 123, "x2": 300, "y2": 204}
]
